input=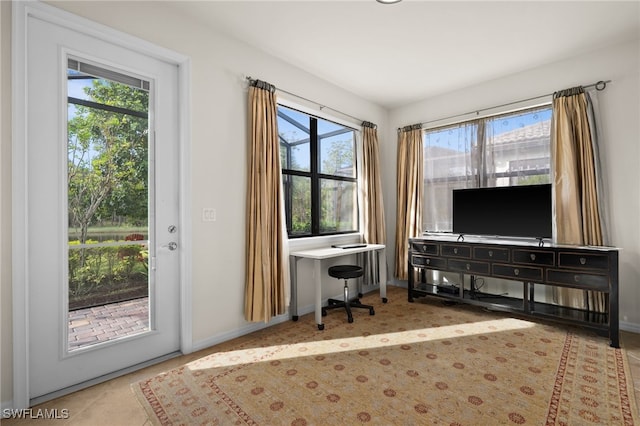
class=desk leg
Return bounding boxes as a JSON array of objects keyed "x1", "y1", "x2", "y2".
[
  {"x1": 290, "y1": 256, "x2": 299, "y2": 321},
  {"x1": 378, "y1": 248, "x2": 387, "y2": 303},
  {"x1": 314, "y1": 259, "x2": 324, "y2": 330}
]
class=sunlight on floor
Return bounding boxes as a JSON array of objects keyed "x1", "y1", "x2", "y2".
[{"x1": 187, "y1": 317, "x2": 536, "y2": 371}]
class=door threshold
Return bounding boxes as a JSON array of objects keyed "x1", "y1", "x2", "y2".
[{"x1": 30, "y1": 351, "x2": 182, "y2": 407}]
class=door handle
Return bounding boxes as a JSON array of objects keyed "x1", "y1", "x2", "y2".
[{"x1": 162, "y1": 242, "x2": 178, "y2": 251}]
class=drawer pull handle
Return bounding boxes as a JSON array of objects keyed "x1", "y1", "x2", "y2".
[
  {"x1": 514, "y1": 268, "x2": 520, "y2": 276},
  {"x1": 530, "y1": 253, "x2": 536, "y2": 261},
  {"x1": 466, "y1": 263, "x2": 471, "y2": 270},
  {"x1": 580, "y1": 257, "x2": 587, "y2": 265},
  {"x1": 422, "y1": 246, "x2": 427, "y2": 252},
  {"x1": 574, "y1": 275, "x2": 580, "y2": 282},
  {"x1": 454, "y1": 248, "x2": 459, "y2": 254},
  {"x1": 426, "y1": 259, "x2": 431, "y2": 265},
  {"x1": 488, "y1": 250, "x2": 493, "y2": 257}
]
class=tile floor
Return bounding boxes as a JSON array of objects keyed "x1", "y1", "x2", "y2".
[{"x1": 4, "y1": 319, "x2": 640, "y2": 425}]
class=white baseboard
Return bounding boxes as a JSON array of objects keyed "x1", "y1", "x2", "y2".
[
  {"x1": 191, "y1": 314, "x2": 291, "y2": 353},
  {"x1": 620, "y1": 320, "x2": 640, "y2": 335},
  {"x1": 191, "y1": 283, "x2": 404, "y2": 353},
  {"x1": 191, "y1": 294, "x2": 354, "y2": 353},
  {"x1": 193, "y1": 283, "x2": 639, "y2": 356}
]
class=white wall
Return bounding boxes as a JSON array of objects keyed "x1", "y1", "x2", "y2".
[
  {"x1": 0, "y1": 0, "x2": 388, "y2": 405},
  {"x1": 384, "y1": 39, "x2": 640, "y2": 330}
]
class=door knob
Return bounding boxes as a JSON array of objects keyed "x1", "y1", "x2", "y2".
[{"x1": 162, "y1": 242, "x2": 178, "y2": 251}]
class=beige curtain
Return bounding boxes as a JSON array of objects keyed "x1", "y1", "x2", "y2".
[
  {"x1": 395, "y1": 124, "x2": 424, "y2": 280},
  {"x1": 361, "y1": 122, "x2": 386, "y2": 245},
  {"x1": 552, "y1": 86, "x2": 606, "y2": 312},
  {"x1": 245, "y1": 80, "x2": 287, "y2": 322}
]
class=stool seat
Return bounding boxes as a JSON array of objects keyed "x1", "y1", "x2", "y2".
[
  {"x1": 323, "y1": 264, "x2": 374, "y2": 324},
  {"x1": 328, "y1": 265, "x2": 363, "y2": 280}
]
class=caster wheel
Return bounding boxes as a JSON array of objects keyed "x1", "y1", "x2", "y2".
[
  {"x1": 348, "y1": 317, "x2": 354, "y2": 323},
  {"x1": 292, "y1": 315, "x2": 299, "y2": 321},
  {"x1": 318, "y1": 324, "x2": 325, "y2": 330},
  {"x1": 382, "y1": 298, "x2": 388, "y2": 303},
  {"x1": 358, "y1": 293, "x2": 363, "y2": 298},
  {"x1": 322, "y1": 309, "x2": 327, "y2": 317},
  {"x1": 369, "y1": 308, "x2": 375, "y2": 315}
]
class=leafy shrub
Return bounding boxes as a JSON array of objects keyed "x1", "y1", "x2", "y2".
[{"x1": 68, "y1": 239, "x2": 148, "y2": 309}]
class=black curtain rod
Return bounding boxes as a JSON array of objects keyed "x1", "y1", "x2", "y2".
[
  {"x1": 402, "y1": 79, "x2": 611, "y2": 131},
  {"x1": 245, "y1": 76, "x2": 373, "y2": 128}
]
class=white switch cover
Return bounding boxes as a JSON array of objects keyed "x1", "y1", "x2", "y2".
[{"x1": 202, "y1": 208, "x2": 216, "y2": 222}]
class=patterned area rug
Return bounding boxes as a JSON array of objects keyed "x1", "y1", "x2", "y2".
[{"x1": 133, "y1": 286, "x2": 638, "y2": 425}]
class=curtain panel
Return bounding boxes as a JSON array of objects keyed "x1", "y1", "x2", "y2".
[
  {"x1": 552, "y1": 86, "x2": 607, "y2": 313},
  {"x1": 244, "y1": 80, "x2": 288, "y2": 322},
  {"x1": 361, "y1": 122, "x2": 386, "y2": 245},
  {"x1": 395, "y1": 125, "x2": 424, "y2": 280}
]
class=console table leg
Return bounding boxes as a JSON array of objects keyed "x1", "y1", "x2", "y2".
[{"x1": 407, "y1": 260, "x2": 414, "y2": 302}]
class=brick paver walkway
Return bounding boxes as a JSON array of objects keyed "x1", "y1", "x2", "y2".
[{"x1": 68, "y1": 297, "x2": 149, "y2": 350}]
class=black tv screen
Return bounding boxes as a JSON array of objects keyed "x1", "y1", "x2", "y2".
[{"x1": 452, "y1": 184, "x2": 552, "y2": 239}]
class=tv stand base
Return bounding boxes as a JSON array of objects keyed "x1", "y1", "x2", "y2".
[{"x1": 408, "y1": 236, "x2": 620, "y2": 348}]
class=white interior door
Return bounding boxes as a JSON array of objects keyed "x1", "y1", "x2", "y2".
[{"x1": 25, "y1": 13, "x2": 180, "y2": 401}]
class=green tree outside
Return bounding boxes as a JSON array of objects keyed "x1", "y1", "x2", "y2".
[
  {"x1": 280, "y1": 132, "x2": 355, "y2": 235},
  {"x1": 67, "y1": 74, "x2": 149, "y2": 308},
  {"x1": 68, "y1": 80, "x2": 149, "y2": 243}
]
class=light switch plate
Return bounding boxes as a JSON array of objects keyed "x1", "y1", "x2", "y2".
[{"x1": 202, "y1": 208, "x2": 216, "y2": 222}]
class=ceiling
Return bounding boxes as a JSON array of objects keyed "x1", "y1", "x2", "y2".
[{"x1": 170, "y1": 1, "x2": 640, "y2": 109}]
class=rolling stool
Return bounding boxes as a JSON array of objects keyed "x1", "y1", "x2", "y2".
[{"x1": 322, "y1": 265, "x2": 375, "y2": 323}]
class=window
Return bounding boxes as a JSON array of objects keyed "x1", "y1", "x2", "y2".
[
  {"x1": 278, "y1": 105, "x2": 358, "y2": 237},
  {"x1": 423, "y1": 105, "x2": 552, "y2": 232},
  {"x1": 67, "y1": 59, "x2": 151, "y2": 349}
]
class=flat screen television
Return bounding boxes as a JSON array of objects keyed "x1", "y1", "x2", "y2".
[{"x1": 452, "y1": 184, "x2": 552, "y2": 239}]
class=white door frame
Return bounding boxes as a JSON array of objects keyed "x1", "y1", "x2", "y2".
[{"x1": 12, "y1": 1, "x2": 192, "y2": 409}]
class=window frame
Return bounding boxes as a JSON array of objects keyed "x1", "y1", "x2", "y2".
[{"x1": 277, "y1": 101, "x2": 360, "y2": 239}]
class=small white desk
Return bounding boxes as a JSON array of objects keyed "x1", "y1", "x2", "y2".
[{"x1": 289, "y1": 244, "x2": 387, "y2": 330}]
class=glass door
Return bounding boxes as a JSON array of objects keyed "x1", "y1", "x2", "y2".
[{"x1": 25, "y1": 14, "x2": 181, "y2": 401}]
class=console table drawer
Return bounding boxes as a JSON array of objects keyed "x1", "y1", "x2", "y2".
[
  {"x1": 474, "y1": 247, "x2": 509, "y2": 262},
  {"x1": 546, "y1": 270, "x2": 609, "y2": 291},
  {"x1": 492, "y1": 264, "x2": 542, "y2": 281},
  {"x1": 448, "y1": 259, "x2": 489, "y2": 275},
  {"x1": 442, "y1": 245, "x2": 471, "y2": 258},
  {"x1": 411, "y1": 242, "x2": 438, "y2": 255},
  {"x1": 513, "y1": 249, "x2": 555, "y2": 266},
  {"x1": 411, "y1": 255, "x2": 447, "y2": 270},
  {"x1": 558, "y1": 253, "x2": 609, "y2": 271}
]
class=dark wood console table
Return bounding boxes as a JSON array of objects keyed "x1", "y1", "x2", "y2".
[{"x1": 408, "y1": 235, "x2": 620, "y2": 347}]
